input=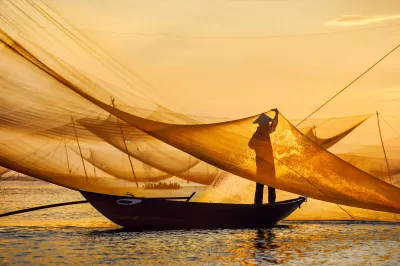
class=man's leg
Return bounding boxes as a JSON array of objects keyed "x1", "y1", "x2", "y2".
[
  {"x1": 254, "y1": 183, "x2": 264, "y2": 205},
  {"x1": 268, "y1": 186, "x2": 276, "y2": 204}
]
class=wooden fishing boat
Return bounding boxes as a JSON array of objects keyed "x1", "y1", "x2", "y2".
[{"x1": 80, "y1": 190, "x2": 307, "y2": 230}]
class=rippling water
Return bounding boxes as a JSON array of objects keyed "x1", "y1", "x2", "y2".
[{"x1": 0, "y1": 182, "x2": 399, "y2": 265}]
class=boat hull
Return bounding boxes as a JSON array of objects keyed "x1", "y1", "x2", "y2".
[{"x1": 81, "y1": 191, "x2": 306, "y2": 230}]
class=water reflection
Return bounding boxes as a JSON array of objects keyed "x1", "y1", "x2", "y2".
[
  {"x1": 84, "y1": 227, "x2": 288, "y2": 264},
  {"x1": 1, "y1": 183, "x2": 399, "y2": 265},
  {"x1": 1, "y1": 223, "x2": 399, "y2": 265},
  {"x1": 251, "y1": 229, "x2": 279, "y2": 264},
  {"x1": 254, "y1": 229, "x2": 279, "y2": 249}
]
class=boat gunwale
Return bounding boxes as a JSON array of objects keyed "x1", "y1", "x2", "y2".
[{"x1": 80, "y1": 190, "x2": 307, "y2": 207}]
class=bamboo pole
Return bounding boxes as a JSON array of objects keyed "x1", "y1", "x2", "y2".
[
  {"x1": 110, "y1": 97, "x2": 139, "y2": 187},
  {"x1": 71, "y1": 116, "x2": 89, "y2": 181},
  {"x1": 376, "y1": 111, "x2": 392, "y2": 184},
  {"x1": 0, "y1": 201, "x2": 88, "y2": 218},
  {"x1": 313, "y1": 125, "x2": 319, "y2": 145},
  {"x1": 64, "y1": 139, "x2": 71, "y2": 174}
]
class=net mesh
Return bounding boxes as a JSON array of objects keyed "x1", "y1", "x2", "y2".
[
  {"x1": 338, "y1": 137, "x2": 400, "y2": 185},
  {"x1": 0, "y1": 0, "x2": 399, "y2": 221}
]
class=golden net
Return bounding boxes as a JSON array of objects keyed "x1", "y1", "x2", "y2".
[{"x1": 0, "y1": 0, "x2": 399, "y2": 221}]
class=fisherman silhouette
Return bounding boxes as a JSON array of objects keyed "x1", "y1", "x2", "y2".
[{"x1": 248, "y1": 108, "x2": 279, "y2": 205}]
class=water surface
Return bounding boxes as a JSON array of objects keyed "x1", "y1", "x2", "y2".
[{"x1": 0, "y1": 182, "x2": 399, "y2": 265}]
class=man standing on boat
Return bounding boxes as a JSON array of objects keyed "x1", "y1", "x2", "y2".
[{"x1": 248, "y1": 108, "x2": 279, "y2": 205}]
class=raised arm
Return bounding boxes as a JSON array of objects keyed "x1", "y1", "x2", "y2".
[{"x1": 269, "y1": 108, "x2": 279, "y2": 133}]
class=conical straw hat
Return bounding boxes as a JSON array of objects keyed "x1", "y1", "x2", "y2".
[{"x1": 252, "y1": 113, "x2": 273, "y2": 124}]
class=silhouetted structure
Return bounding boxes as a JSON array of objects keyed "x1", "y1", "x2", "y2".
[
  {"x1": 248, "y1": 109, "x2": 279, "y2": 204},
  {"x1": 143, "y1": 181, "x2": 181, "y2": 189},
  {"x1": 80, "y1": 190, "x2": 306, "y2": 230}
]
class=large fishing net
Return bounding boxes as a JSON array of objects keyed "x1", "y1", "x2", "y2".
[
  {"x1": 338, "y1": 137, "x2": 400, "y2": 184},
  {"x1": 0, "y1": 167, "x2": 9, "y2": 176},
  {"x1": 0, "y1": 1, "x2": 399, "y2": 221}
]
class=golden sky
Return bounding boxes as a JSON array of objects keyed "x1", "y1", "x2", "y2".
[
  {"x1": 49, "y1": 1, "x2": 399, "y2": 114},
  {"x1": 3, "y1": 0, "x2": 400, "y2": 148}
]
